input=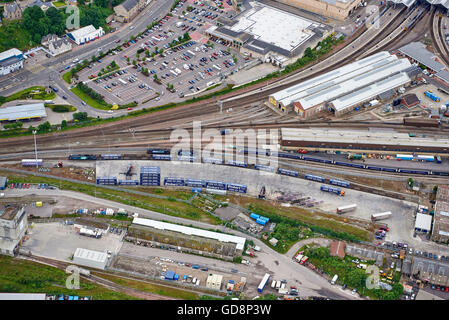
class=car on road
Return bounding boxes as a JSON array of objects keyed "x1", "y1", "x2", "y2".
[
  {"x1": 351, "y1": 289, "x2": 357, "y2": 295},
  {"x1": 127, "y1": 107, "x2": 133, "y2": 110},
  {"x1": 62, "y1": 95, "x2": 67, "y2": 100}
]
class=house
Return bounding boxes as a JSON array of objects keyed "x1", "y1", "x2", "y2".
[
  {"x1": 41, "y1": 34, "x2": 59, "y2": 48},
  {"x1": 113, "y1": 0, "x2": 145, "y2": 23},
  {"x1": 3, "y1": 2, "x2": 22, "y2": 20},
  {"x1": 48, "y1": 38, "x2": 72, "y2": 56}
]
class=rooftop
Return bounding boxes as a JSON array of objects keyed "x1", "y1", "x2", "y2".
[
  {"x1": 68, "y1": 25, "x2": 100, "y2": 41},
  {"x1": 73, "y1": 248, "x2": 107, "y2": 263},
  {"x1": 0, "y1": 206, "x2": 22, "y2": 220},
  {"x1": 0, "y1": 103, "x2": 46, "y2": 121},
  {"x1": 0, "y1": 48, "x2": 22, "y2": 63},
  {"x1": 329, "y1": 240, "x2": 346, "y2": 259},
  {"x1": 398, "y1": 42, "x2": 445, "y2": 72},
  {"x1": 415, "y1": 213, "x2": 433, "y2": 231},
  {"x1": 133, "y1": 217, "x2": 246, "y2": 250}
]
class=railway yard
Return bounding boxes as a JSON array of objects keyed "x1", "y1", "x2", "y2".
[{"x1": 1, "y1": 0, "x2": 449, "y2": 304}]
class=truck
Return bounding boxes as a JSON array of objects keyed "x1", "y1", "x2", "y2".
[
  {"x1": 257, "y1": 273, "x2": 270, "y2": 293},
  {"x1": 187, "y1": 50, "x2": 195, "y2": 56},
  {"x1": 371, "y1": 211, "x2": 392, "y2": 221},
  {"x1": 275, "y1": 280, "x2": 281, "y2": 289},
  {"x1": 320, "y1": 185, "x2": 345, "y2": 196},
  {"x1": 336, "y1": 204, "x2": 357, "y2": 214},
  {"x1": 331, "y1": 274, "x2": 338, "y2": 285},
  {"x1": 347, "y1": 153, "x2": 362, "y2": 160},
  {"x1": 424, "y1": 91, "x2": 441, "y2": 102}
]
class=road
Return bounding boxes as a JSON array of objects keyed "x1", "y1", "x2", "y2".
[
  {"x1": 0, "y1": 0, "x2": 174, "y2": 117},
  {"x1": 4, "y1": 187, "x2": 359, "y2": 300}
]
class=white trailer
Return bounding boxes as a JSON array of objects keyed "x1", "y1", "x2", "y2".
[
  {"x1": 371, "y1": 211, "x2": 392, "y2": 221},
  {"x1": 275, "y1": 280, "x2": 281, "y2": 289},
  {"x1": 271, "y1": 280, "x2": 276, "y2": 288},
  {"x1": 336, "y1": 204, "x2": 357, "y2": 214},
  {"x1": 118, "y1": 78, "x2": 127, "y2": 85}
]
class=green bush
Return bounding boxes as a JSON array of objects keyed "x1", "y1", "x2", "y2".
[{"x1": 52, "y1": 105, "x2": 70, "y2": 113}]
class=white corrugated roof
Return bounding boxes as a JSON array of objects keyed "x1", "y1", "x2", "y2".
[
  {"x1": 271, "y1": 51, "x2": 391, "y2": 103},
  {"x1": 0, "y1": 103, "x2": 46, "y2": 121},
  {"x1": 297, "y1": 58, "x2": 411, "y2": 110},
  {"x1": 415, "y1": 213, "x2": 433, "y2": 231},
  {"x1": 133, "y1": 217, "x2": 246, "y2": 250},
  {"x1": 74, "y1": 247, "x2": 107, "y2": 263},
  {"x1": 0, "y1": 293, "x2": 46, "y2": 300},
  {"x1": 68, "y1": 25, "x2": 97, "y2": 41},
  {"x1": 279, "y1": 55, "x2": 399, "y2": 107},
  {"x1": 330, "y1": 72, "x2": 410, "y2": 112}
]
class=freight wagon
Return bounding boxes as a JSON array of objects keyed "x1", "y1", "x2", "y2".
[
  {"x1": 277, "y1": 168, "x2": 299, "y2": 177},
  {"x1": 185, "y1": 179, "x2": 205, "y2": 187},
  {"x1": 226, "y1": 183, "x2": 247, "y2": 193},
  {"x1": 329, "y1": 179, "x2": 350, "y2": 188},
  {"x1": 403, "y1": 118, "x2": 439, "y2": 128},
  {"x1": 100, "y1": 154, "x2": 122, "y2": 160},
  {"x1": 305, "y1": 174, "x2": 325, "y2": 182},
  {"x1": 164, "y1": 177, "x2": 185, "y2": 186}
]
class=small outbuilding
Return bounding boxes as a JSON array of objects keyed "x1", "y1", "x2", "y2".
[
  {"x1": 414, "y1": 213, "x2": 433, "y2": 233},
  {"x1": 73, "y1": 248, "x2": 108, "y2": 270},
  {"x1": 206, "y1": 273, "x2": 223, "y2": 290}
]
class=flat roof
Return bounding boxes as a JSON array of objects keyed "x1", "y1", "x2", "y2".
[
  {"x1": 74, "y1": 248, "x2": 107, "y2": 263},
  {"x1": 415, "y1": 213, "x2": 433, "y2": 231},
  {"x1": 0, "y1": 293, "x2": 46, "y2": 300},
  {"x1": 271, "y1": 51, "x2": 392, "y2": 103},
  {"x1": 133, "y1": 217, "x2": 246, "y2": 250},
  {"x1": 0, "y1": 206, "x2": 22, "y2": 220},
  {"x1": 398, "y1": 42, "x2": 445, "y2": 72},
  {"x1": 0, "y1": 103, "x2": 46, "y2": 121},
  {"x1": 228, "y1": 3, "x2": 319, "y2": 53},
  {"x1": 297, "y1": 59, "x2": 411, "y2": 110},
  {"x1": 281, "y1": 127, "x2": 449, "y2": 149},
  {"x1": 387, "y1": 0, "x2": 417, "y2": 7},
  {"x1": 435, "y1": 69, "x2": 449, "y2": 84},
  {"x1": 330, "y1": 72, "x2": 410, "y2": 111}
]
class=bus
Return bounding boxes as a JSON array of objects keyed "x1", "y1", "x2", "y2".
[{"x1": 257, "y1": 273, "x2": 270, "y2": 293}]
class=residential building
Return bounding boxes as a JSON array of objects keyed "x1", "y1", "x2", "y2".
[
  {"x1": 3, "y1": 2, "x2": 22, "y2": 20},
  {"x1": 0, "y1": 48, "x2": 23, "y2": 76},
  {"x1": 41, "y1": 34, "x2": 59, "y2": 47},
  {"x1": 113, "y1": 0, "x2": 146, "y2": 23},
  {"x1": 48, "y1": 38, "x2": 72, "y2": 56},
  {"x1": 0, "y1": 206, "x2": 28, "y2": 256}
]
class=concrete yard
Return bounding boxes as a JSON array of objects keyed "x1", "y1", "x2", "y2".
[{"x1": 22, "y1": 222, "x2": 123, "y2": 262}]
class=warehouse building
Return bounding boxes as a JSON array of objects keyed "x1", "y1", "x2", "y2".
[
  {"x1": 129, "y1": 217, "x2": 246, "y2": 259},
  {"x1": 280, "y1": 127, "x2": 449, "y2": 153},
  {"x1": 67, "y1": 25, "x2": 105, "y2": 45},
  {"x1": 414, "y1": 213, "x2": 433, "y2": 234},
  {"x1": 0, "y1": 103, "x2": 46, "y2": 122},
  {"x1": 269, "y1": 51, "x2": 413, "y2": 118},
  {"x1": 0, "y1": 48, "x2": 23, "y2": 76},
  {"x1": 73, "y1": 248, "x2": 108, "y2": 270},
  {"x1": 206, "y1": 274, "x2": 223, "y2": 290},
  {"x1": 0, "y1": 176, "x2": 7, "y2": 190},
  {"x1": 431, "y1": 185, "x2": 449, "y2": 243},
  {"x1": 0, "y1": 206, "x2": 28, "y2": 256},
  {"x1": 74, "y1": 218, "x2": 109, "y2": 236},
  {"x1": 205, "y1": 2, "x2": 330, "y2": 59},
  {"x1": 272, "y1": 0, "x2": 363, "y2": 21}
]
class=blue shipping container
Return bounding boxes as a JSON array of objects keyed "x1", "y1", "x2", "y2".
[
  {"x1": 256, "y1": 218, "x2": 267, "y2": 225},
  {"x1": 250, "y1": 213, "x2": 260, "y2": 220}
]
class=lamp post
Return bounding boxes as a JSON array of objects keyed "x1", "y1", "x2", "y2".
[{"x1": 33, "y1": 130, "x2": 38, "y2": 170}]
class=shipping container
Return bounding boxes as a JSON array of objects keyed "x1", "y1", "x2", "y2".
[
  {"x1": 371, "y1": 211, "x2": 392, "y2": 221},
  {"x1": 164, "y1": 177, "x2": 185, "y2": 186},
  {"x1": 203, "y1": 157, "x2": 223, "y2": 164},
  {"x1": 205, "y1": 180, "x2": 226, "y2": 190},
  {"x1": 21, "y1": 159, "x2": 43, "y2": 167},
  {"x1": 305, "y1": 174, "x2": 325, "y2": 182},
  {"x1": 226, "y1": 160, "x2": 248, "y2": 168},
  {"x1": 185, "y1": 179, "x2": 205, "y2": 188},
  {"x1": 255, "y1": 164, "x2": 275, "y2": 172},
  {"x1": 329, "y1": 179, "x2": 350, "y2": 187},
  {"x1": 396, "y1": 154, "x2": 414, "y2": 161},
  {"x1": 336, "y1": 204, "x2": 357, "y2": 214},
  {"x1": 100, "y1": 154, "x2": 122, "y2": 160},
  {"x1": 250, "y1": 213, "x2": 260, "y2": 220},
  {"x1": 226, "y1": 183, "x2": 247, "y2": 193}
]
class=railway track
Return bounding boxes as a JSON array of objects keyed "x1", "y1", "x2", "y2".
[{"x1": 431, "y1": 8, "x2": 449, "y2": 67}]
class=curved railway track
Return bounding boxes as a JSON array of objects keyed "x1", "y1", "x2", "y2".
[{"x1": 431, "y1": 8, "x2": 449, "y2": 67}]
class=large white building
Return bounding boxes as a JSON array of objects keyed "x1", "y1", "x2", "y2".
[
  {"x1": 73, "y1": 248, "x2": 108, "y2": 270},
  {"x1": 269, "y1": 51, "x2": 416, "y2": 118},
  {"x1": 0, "y1": 48, "x2": 23, "y2": 76},
  {"x1": 0, "y1": 103, "x2": 47, "y2": 122},
  {"x1": 0, "y1": 206, "x2": 28, "y2": 256},
  {"x1": 67, "y1": 25, "x2": 105, "y2": 45}
]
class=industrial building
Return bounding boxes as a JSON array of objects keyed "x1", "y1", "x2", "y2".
[
  {"x1": 388, "y1": 0, "x2": 449, "y2": 11},
  {"x1": 206, "y1": 273, "x2": 223, "y2": 290},
  {"x1": 414, "y1": 213, "x2": 433, "y2": 233},
  {"x1": 0, "y1": 176, "x2": 7, "y2": 190},
  {"x1": 269, "y1": 51, "x2": 416, "y2": 118},
  {"x1": 129, "y1": 217, "x2": 246, "y2": 258},
  {"x1": 0, "y1": 103, "x2": 47, "y2": 122},
  {"x1": 74, "y1": 218, "x2": 109, "y2": 236},
  {"x1": 272, "y1": 0, "x2": 363, "y2": 21},
  {"x1": 67, "y1": 25, "x2": 105, "y2": 45},
  {"x1": 280, "y1": 127, "x2": 449, "y2": 153},
  {"x1": 401, "y1": 93, "x2": 420, "y2": 108},
  {"x1": 205, "y1": 2, "x2": 330, "y2": 59},
  {"x1": 0, "y1": 206, "x2": 28, "y2": 256},
  {"x1": 431, "y1": 185, "x2": 449, "y2": 243},
  {"x1": 73, "y1": 248, "x2": 108, "y2": 270},
  {"x1": 0, "y1": 48, "x2": 23, "y2": 76}
]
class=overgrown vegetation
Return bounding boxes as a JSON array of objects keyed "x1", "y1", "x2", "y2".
[{"x1": 0, "y1": 86, "x2": 55, "y2": 106}]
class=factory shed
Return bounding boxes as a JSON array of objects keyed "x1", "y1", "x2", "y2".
[
  {"x1": 0, "y1": 103, "x2": 46, "y2": 122},
  {"x1": 67, "y1": 25, "x2": 104, "y2": 45},
  {"x1": 329, "y1": 72, "x2": 411, "y2": 116},
  {"x1": 414, "y1": 213, "x2": 433, "y2": 233},
  {"x1": 397, "y1": 42, "x2": 445, "y2": 73},
  {"x1": 73, "y1": 248, "x2": 108, "y2": 270},
  {"x1": 132, "y1": 217, "x2": 246, "y2": 251}
]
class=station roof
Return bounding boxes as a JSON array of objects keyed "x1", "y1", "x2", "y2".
[
  {"x1": 271, "y1": 51, "x2": 391, "y2": 104},
  {"x1": 415, "y1": 213, "x2": 433, "y2": 231},
  {"x1": 133, "y1": 217, "x2": 246, "y2": 250},
  {"x1": 0, "y1": 103, "x2": 46, "y2": 121},
  {"x1": 398, "y1": 42, "x2": 445, "y2": 72},
  {"x1": 330, "y1": 72, "x2": 410, "y2": 112},
  {"x1": 297, "y1": 58, "x2": 411, "y2": 110},
  {"x1": 73, "y1": 248, "x2": 107, "y2": 263},
  {"x1": 281, "y1": 127, "x2": 449, "y2": 149},
  {"x1": 435, "y1": 69, "x2": 449, "y2": 84}
]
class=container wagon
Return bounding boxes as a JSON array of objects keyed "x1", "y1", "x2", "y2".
[
  {"x1": 277, "y1": 168, "x2": 299, "y2": 177},
  {"x1": 305, "y1": 174, "x2": 325, "y2": 182},
  {"x1": 371, "y1": 211, "x2": 392, "y2": 221},
  {"x1": 257, "y1": 273, "x2": 270, "y2": 293},
  {"x1": 329, "y1": 179, "x2": 350, "y2": 187},
  {"x1": 336, "y1": 204, "x2": 357, "y2": 214},
  {"x1": 320, "y1": 185, "x2": 345, "y2": 196},
  {"x1": 226, "y1": 183, "x2": 247, "y2": 193}
]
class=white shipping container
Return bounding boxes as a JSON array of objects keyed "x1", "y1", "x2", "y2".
[{"x1": 336, "y1": 204, "x2": 357, "y2": 214}]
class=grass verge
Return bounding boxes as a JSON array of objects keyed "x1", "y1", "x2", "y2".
[{"x1": 70, "y1": 86, "x2": 110, "y2": 110}]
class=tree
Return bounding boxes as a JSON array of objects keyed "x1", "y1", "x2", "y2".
[
  {"x1": 37, "y1": 121, "x2": 51, "y2": 133},
  {"x1": 91, "y1": 55, "x2": 96, "y2": 62},
  {"x1": 61, "y1": 120, "x2": 67, "y2": 129},
  {"x1": 132, "y1": 60, "x2": 137, "y2": 66},
  {"x1": 73, "y1": 112, "x2": 88, "y2": 122}
]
